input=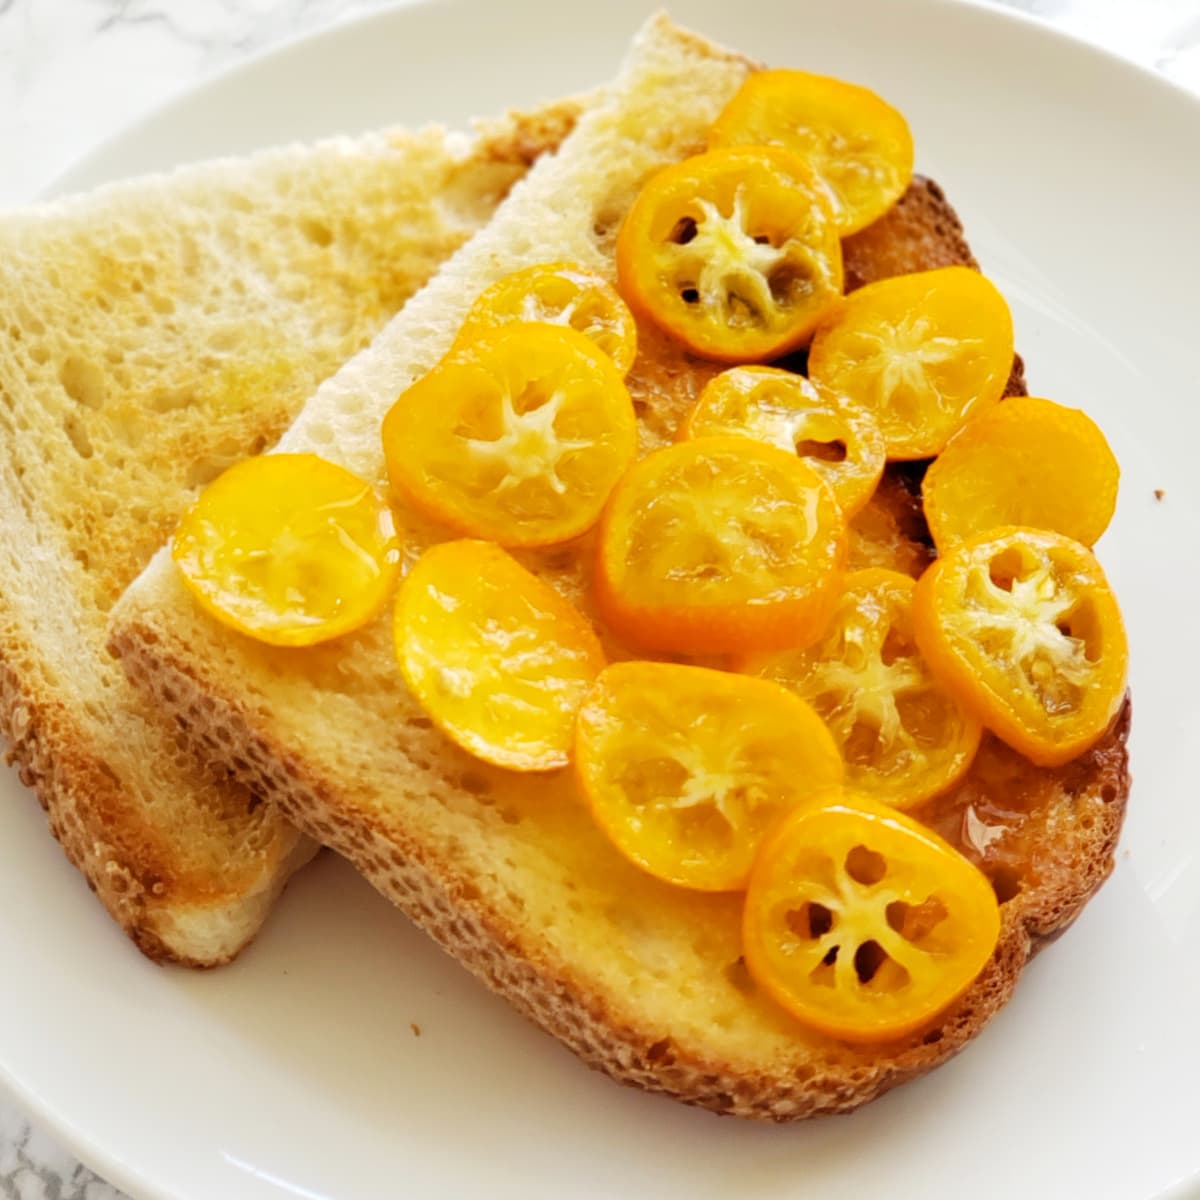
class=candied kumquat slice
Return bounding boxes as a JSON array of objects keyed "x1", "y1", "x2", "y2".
[
  {"x1": 807, "y1": 267, "x2": 1015, "y2": 460},
  {"x1": 616, "y1": 146, "x2": 843, "y2": 363},
  {"x1": 394, "y1": 540, "x2": 605, "y2": 771},
  {"x1": 923, "y1": 396, "x2": 1120, "y2": 550},
  {"x1": 595, "y1": 437, "x2": 848, "y2": 655},
  {"x1": 743, "y1": 792, "x2": 1001, "y2": 1042},
  {"x1": 912, "y1": 526, "x2": 1128, "y2": 767},
  {"x1": 680, "y1": 365, "x2": 885, "y2": 517},
  {"x1": 742, "y1": 569, "x2": 981, "y2": 809},
  {"x1": 709, "y1": 68, "x2": 914, "y2": 235},
  {"x1": 382, "y1": 324, "x2": 637, "y2": 548},
  {"x1": 452, "y1": 261, "x2": 638, "y2": 376},
  {"x1": 172, "y1": 453, "x2": 401, "y2": 647},
  {"x1": 575, "y1": 662, "x2": 843, "y2": 891}
]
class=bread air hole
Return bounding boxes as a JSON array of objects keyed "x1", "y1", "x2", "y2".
[
  {"x1": 645, "y1": 1037, "x2": 675, "y2": 1064},
  {"x1": 724, "y1": 957, "x2": 755, "y2": 994},
  {"x1": 59, "y1": 355, "x2": 106, "y2": 410},
  {"x1": 299, "y1": 216, "x2": 334, "y2": 247},
  {"x1": 61, "y1": 412, "x2": 94, "y2": 459},
  {"x1": 590, "y1": 200, "x2": 624, "y2": 247}
]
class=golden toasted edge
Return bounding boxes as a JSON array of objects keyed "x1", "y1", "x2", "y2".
[
  {"x1": 0, "y1": 101, "x2": 579, "y2": 965},
  {"x1": 0, "y1": 620, "x2": 180, "y2": 960},
  {"x1": 0, "y1": 607, "x2": 321, "y2": 965},
  {"x1": 471, "y1": 96, "x2": 587, "y2": 169}
]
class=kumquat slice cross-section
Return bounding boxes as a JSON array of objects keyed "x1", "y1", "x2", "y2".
[
  {"x1": 807, "y1": 266, "x2": 1014, "y2": 460},
  {"x1": 172, "y1": 452, "x2": 401, "y2": 647},
  {"x1": 742, "y1": 569, "x2": 982, "y2": 809},
  {"x1": 616, "y1": 146, "x2": 843, "y2": 363},
  {"x1": 394, "y1": 539, "x2": 605, "y2": 772},
  {"x1": 680, "y1": 365, "x2": 886, "y2": 518},
  {"x1": 452, "y1": 261, "x2": 638, "y2": 377},
  {"x1": 595, "y1": 437, "x2": 848, "y2": 656},
  {"x1": 922, "y1": 396, "x2": 1120, "y2": 550},
  {"x1": 912, "y1": 526, "x2": 1128, "y2": 767},
  {"x1": 742, "y1": 792, "x2": 1001, "y2": 1043},
  {"x1": 574, "y1": 661, "x2": 843, "y2": 891},
  {"x1": 382, "y1": 324, "x2": 637, "y2": 548},
  {"x1": 709, "y1": 68, "x2": 914, "y2": 235}
]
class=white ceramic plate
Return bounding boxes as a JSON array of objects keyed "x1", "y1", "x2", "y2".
[{"x1": 5, "y1": 1, "x2": 1200, "y2": 1197}]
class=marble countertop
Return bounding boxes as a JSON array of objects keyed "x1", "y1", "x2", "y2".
[{"x1": 1, "y1": 0, "x2": 1198, "y2": 1195}]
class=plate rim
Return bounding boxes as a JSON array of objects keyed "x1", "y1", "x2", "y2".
[{"x1": 42, "y1": 0, "x2": 1200, "y2": 202}]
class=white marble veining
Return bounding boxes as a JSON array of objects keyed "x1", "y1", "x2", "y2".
[
  {"x1": 0, "y1": 0, "x2": 397, "y2": 207},
  {"x1": 0, "y1": 0, "x2": 1198, "y2": 1195}
]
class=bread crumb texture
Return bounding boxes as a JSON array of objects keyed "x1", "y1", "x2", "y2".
[
  {"x1": 0, "y1": 102, "x2": 578, "y2": 962},
  {"x1": 110, "y1": 14, "x2": 1129, "y2": 1112}
]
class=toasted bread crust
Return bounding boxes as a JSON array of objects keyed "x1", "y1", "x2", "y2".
[
  {"x1": 109, "y1": 164, "x2": 1132, "y2": 1113},
  {"x1": 0, "y1": 101, "x2": 578, "y2": 963},
  {"x1": 0, "y1": 624, "x2": 161, "y2": 953},
  {"x1": 109, "y1": 617, "x2": 1129, "y2": 1117}
]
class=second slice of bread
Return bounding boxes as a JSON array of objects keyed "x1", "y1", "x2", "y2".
[
  {"x1": 110, "y1": 15, "x2": 1129, "y2": 1114},
  {"x1": 0, "y1": 102, "x2": 579, "y2": 964}
]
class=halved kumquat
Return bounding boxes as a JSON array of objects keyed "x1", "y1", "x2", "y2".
[
  {"x1": 616, "y1": 146, "x2": 843, "y2": 363},
  {"x1": 680, "y1": 365, "x2": 885, "y2": 517},
  {"x1": 912, "y1": 526, "x2": 1128, "y2": 767},
  {"x1": 743, "y1": 792, "x2": 1001, "y2": 1043},
  {"x1": 595, "y1": 437, "x2": 848, "y2": 655},
  {"x1": 922, "y1": 396, "x2": 1119, "y2": 550},
  {"x1": 453, "y1": 261, "x2": 638, "y2": 376},
  {"x1": 394, "y1": 540, "x2": 605, "y2": 771},
  {"x1": 743, "y1": 569, "x2": 982, "y2": 809},
  {"x1": 575, "y1": 661, "x2": 843, "y2": 891},
  {"x1": 709, "y1": 68, "x2": 914, "y2": 235},
  {"x1": 172, "y1": 453, "x2": 401, "y2": 647},
  {"x1": 807, "y1": 267, "x2": 1014, "y2": 460},
  {"x1": 382, "y1": 324, "x2": 637, "y2": 548}
]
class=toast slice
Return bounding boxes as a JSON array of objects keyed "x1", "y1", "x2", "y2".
[
  {"x1": 110, "y1": 15, "x2": 1130, "y2": 1115},
  {"x1": 0, "y1": 101, "x2": 579, "y2": 965}
]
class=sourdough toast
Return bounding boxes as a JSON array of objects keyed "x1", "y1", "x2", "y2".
[
  {"x1": 110, "y1": 14, "x2": 1129, "y2": 1114},
  {"x1": 0, "y1": 103, "x2": 578, "y2": 964}
]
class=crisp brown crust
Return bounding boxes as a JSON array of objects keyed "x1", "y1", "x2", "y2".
[
  {"x1": 0, "y1": 596, "x2": 308, "y2": 965},
  {"x1": 845, "y1": 175, "x2": 978, "y2": 288},
  {"x1": 0, "y1": 622, "x2": 165, "y2": 955},
  {"x1": 109, "y1": 170, "x2": 1132, "y2": 1115},
  {"x1": 472, "y1": 96, "x2": 584, "y2": 168}
]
